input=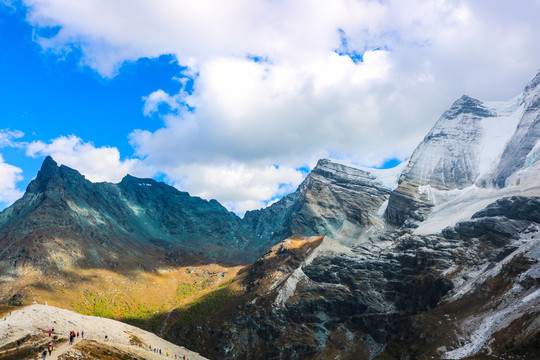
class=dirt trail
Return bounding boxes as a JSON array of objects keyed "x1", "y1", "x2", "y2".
[{"x1": 40, "y1": 336, "x2": 81, "y2": 360}]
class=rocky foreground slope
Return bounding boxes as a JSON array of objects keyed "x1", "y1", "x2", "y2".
[{"x1": 0, "y1": 304, "x2": 206, "y2": 359}]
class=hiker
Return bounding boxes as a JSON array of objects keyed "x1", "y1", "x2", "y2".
[
  {"x1": 42, "y1": 348, "x2": 47, "y2": 360},
  {"x1": 77, "y1": 332, "x2": 79, "y2": 338},
  {"x1": 50, "y1": 342, "x2": 54, "y2": 350},
  {"x1": 48, "y1": 344, "x2": 52, "y2": 356},
  {"x1": 81, "y1": 331, "x2": 84, "y2": 338},
  {"x1": 49, "y1": 329, "x2": 52, "y2": 337}
]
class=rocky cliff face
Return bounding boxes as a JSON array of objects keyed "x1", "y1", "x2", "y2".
[
  {"x1": 242, "y1": 159, "x2": 394, "y2": 249},
  {"x1": 157, "y1": 72, "x2": 540, "y2": 360}
]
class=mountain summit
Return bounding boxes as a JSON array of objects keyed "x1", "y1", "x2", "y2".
[{"x1": 386, "y1": 71, "x2": 540, "y2": 226}]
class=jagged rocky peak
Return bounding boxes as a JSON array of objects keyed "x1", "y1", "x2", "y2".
[
  {"x1": 26, "y1": 156, "x2": 88, "y2": 194},
  {"x1": 309, "y1": 158, "x2": 384, "y2": 187},
  {"x1": 523, "y1": 69, "x2": 540, "y2": 96}
]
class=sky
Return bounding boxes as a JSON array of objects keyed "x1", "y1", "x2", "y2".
[{"x1": 1, "y1": 0, "x2": 540, "y2": 215}]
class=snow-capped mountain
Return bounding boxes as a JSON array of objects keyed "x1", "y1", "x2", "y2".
[
  {"x1": 386, "y1": 71, "x2": 540, "y2": 227},
  {"x1": 1, "y1": 71, "x2": 540, "y2": 360}
]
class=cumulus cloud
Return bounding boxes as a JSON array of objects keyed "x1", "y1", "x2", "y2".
[
  {"x1": 19, "y1": 0, "x2": 540, "y2": 211},
  {"x1": 26, "y1": 135, "x2": 155, "y2": 183},
  {"x1": 0, "y1": 153, "x2": 24, "y2": 206}
]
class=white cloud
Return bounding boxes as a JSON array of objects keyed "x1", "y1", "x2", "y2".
[
  {"x1": 26, "y1": 135, "x2": 155, "y2": 183},
  {"x1": 165, "y1": 162, "x2": 304, "y2": 214},
  {"x1": 142, "y1": 89, "x2": 183, "y2": 116},
  {"x1": 19, "y1": 0, "x2": 540, "y2": 211},
  {"x1": 0, "y1": 153, "x2": 24, "y2": 206},
  {"x1": 0, "y1": 129, "x2": 25, "y2": 148}
]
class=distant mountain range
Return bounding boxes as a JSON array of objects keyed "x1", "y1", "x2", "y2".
[{"x1": 1, "y1": 71, "x2": 540, "y2": 359}]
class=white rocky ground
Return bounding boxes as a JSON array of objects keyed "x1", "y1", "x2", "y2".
[{"x1": 0, "y1": 304, "x2": 206, "y2": 360}]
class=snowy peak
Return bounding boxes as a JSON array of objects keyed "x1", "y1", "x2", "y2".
[
  {"x1": 399, "y1": 74, "x2": 540, "y2": 192},
  {"x1": 446, "y1": 95, "x2": 495, "y2": 118},
  {"x1": 386, "y1": 72, "x2": 540, "y2": 226},
  {"x1": 398, "y1": 95, "x2": 492, "y2": 190}
]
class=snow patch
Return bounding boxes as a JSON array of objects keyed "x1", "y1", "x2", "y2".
[
  {"x1": 443, "y1": 286, "x2": 540, "y2": 359},
  {"x1": 377, "y1": 200, "x2": 388, "y2": 216},
  {"x1": 414, "y1": 178, "x2": 540, "y2": 236},
  {"x1": 477, "y1": 97, "x2": 524, "y2": 177},
  {"x1": 329, "y1": 158, "x2": 409, "y2": 190}
]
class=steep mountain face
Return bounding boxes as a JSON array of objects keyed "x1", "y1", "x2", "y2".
[
  {"x1": 0, "y1": 155, "x2": 399, "y2": 284},
  {"x1": 0, "y1": 156, "x2": 245, "y2": 273},
  {"x1": 242, "y1": 159, "x2": 395, "y2": 249},
  {"x1": 386, "y1": 73, "x2": 538, "y2": 226},
  {"x1": 482, "y1": 72, "x2": 540, "y2": 188}
]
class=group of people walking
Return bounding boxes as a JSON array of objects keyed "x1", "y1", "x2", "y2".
[
  {"x1": 39, "y1": 328, "x2": 191, "y2": 359},
  {"x1": 69, "y1": 330, "x2": 82, "y2": 345},
  {"x1": 40, "y1": 341, "x2": 54, "y2": 359},
  {"x1": 41, "y1": 328, "x2": 84, "y2": 359},
  {"x1": 148, "y1": 344, "x2": 189, "y2": 359}
]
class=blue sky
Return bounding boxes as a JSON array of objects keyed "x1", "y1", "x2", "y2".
[
  {"x1": 1, "y1": 0, "x2": 540, "y2": 213},
  {"x1": 1, "y1": 5, "x2": 182, "y2": 184}
]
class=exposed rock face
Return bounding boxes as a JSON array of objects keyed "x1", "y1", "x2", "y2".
[{"x1": 243, "y1": 159, "x2": 392, "y2": 248}]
